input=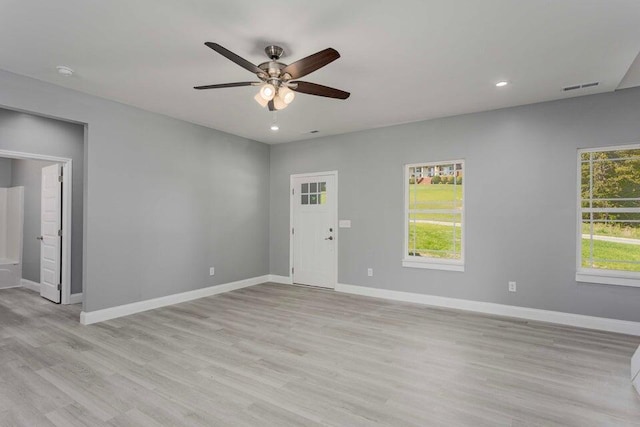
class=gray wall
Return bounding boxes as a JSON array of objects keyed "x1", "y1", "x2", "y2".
[
  {"x1": 0, "y1": 109, "x2": 85, "y2": 293},
  {"x1": 0, "y1": 70, "x2": 270, "y2": 312},
  {"x1": 10, "y1": 159, "x2": 57, "y2": 284},
  {"x1": 0, "y1": 158, "x2": 11, "y2": 187},
  {"x1": 2, "y1": 65, "x2": 637, "y2": 321},
  {"x1": 270, "y1": 87, "x2": 640, "y2": 323}
]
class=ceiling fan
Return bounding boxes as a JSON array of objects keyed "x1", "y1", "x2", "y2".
[{"x1": 194, "y1": 43, "x2": 350, "y2": 111}]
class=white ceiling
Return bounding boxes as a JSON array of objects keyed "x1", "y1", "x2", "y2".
[{"x1": 0, "y1": 0, "x2": 639, "y2": 144}]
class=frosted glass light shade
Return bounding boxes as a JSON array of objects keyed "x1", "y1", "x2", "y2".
[
  {"x1": 278, "y1": 86, "x2": 296, "y2": 104},
  {"x1": 260, "y1": 84, "x2": 276, "y2": 100},
  {"x1": 254, "y1": 92, "x2": 268, "y2": 108},
  {"x1": 273, "y1": 95, "x2": 288, "y2": 110}
]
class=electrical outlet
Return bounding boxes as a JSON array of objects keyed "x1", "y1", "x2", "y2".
[
  {"x1": 367, "y1": 268, "x2": 373, "y2": 277},
  {"x1": 508, "y1": 281, "x2": 517, "y2": 292},
  {"x1": 209, "y1": 267, "x2": 215, "y2": 276}
]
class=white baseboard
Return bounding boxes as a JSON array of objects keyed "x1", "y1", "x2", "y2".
[
  {"x1": 634, "y1": 346, "x2": 640, "y2": 395},
  {"x1": 80, "y1": 275, "x2": 269, "y2": 325},
  {"x1": 335, "y1": 283, "x2": 640, "y2": 336},
  {"x1": 267, "y1": 274, "x2": 293, "y2": 285},
  {"x1": 21, "y1": 278, "x2": 40, "y2": 292},
  {"x1": 632, "y1": 346, "x2": 640, "y2": 381},
  {"x1": 69, "y1": 293, "x2": 83, "y2": 304}
]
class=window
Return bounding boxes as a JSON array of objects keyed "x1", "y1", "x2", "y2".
[
  {"x1": 577, "y1": 145, "x2": 640, "y2": 287},
  {"x1": 301, "y1": 181, "x2": 326, "y2": 205},
  {"x1": 404, "y1": 160, "x2": 464, "y2": 271}
]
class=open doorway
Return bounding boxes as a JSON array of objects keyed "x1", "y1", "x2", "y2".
[
  {"x1": 0, "y1": 107, "x2": 84, "y2": 305},
  {"x1": 0, "y1": 153, "x2": 76, "y2": 303}
]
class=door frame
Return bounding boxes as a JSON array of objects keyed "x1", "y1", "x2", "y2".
[
  {"x1": 0, "y1": 149, "x2": 73, "y2": 304},
  {"x1": 289, "y1": 170, "x2": 338, "y2": 289}
]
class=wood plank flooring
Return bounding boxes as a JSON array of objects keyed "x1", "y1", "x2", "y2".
[{"x1": 0, "y1": 283, "x2": 639, "y2": 426}]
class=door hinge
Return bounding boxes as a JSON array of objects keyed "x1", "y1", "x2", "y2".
[
  {"x1": 292, "y1": 267, "x2": 294, "y2": 274},
  {"x1": 58, "y1": 175, "x2": 63, "y2": 183},
  {"x1": 58, "y1": 229, "x2": 62, "y2": 237},
  {"x1": 292, "y1": 188, "x2": 294, "y2": 195},
  {"x1": 57, "y1": 284, "x2": 61, "y2": 291},
  {"x1": 292, "y1": 227, "x2": 294, "y2": 235}
]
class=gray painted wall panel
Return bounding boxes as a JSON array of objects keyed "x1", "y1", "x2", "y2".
[
  {"x1": 0, "y1": 109, "x2": 84, "y2": 294},
  {"x1": 10, "y1": 159, "x2": 56, "y2": 284},
  {"x1": 0, "y1": 70, "x2": 270, "y2": 312},
  {"x1": 270, "y1": 88, "x2": 640, "y2": 322}
]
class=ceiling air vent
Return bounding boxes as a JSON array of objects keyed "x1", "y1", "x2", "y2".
[{"x1": 563, "y1": 82, "x2": 599, "y2": 91}]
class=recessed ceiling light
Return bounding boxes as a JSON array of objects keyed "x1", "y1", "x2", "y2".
[
  {"x1": 56, "y1": 66, "x2": 74, "y2": 76},
  {"x1": 495, "y1": 81, "x2": 508, "y2": 87},
  {"x1": 270, "y1": 124, "x2": 279, "y2": 131}
]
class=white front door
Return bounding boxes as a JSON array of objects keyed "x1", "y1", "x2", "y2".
[
  {"x1": 292, "y1": 173, "x2": 337, "y2": 288},
  {"x1": 40, "y1": 164, "x2": 62, "y2": 303}
]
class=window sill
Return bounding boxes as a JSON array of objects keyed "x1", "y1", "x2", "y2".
[
  {"x1": 402, "y1": 259, "x2": 465, "y2": 272},
  {"x1": 576, "y1": 271, "x2": 640, "y2": 288}
]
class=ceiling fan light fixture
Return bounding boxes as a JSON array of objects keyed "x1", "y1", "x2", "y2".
[
  {"x1": 278, "y1": 86, "x2": 296, "y2": 104},
  {"x1": 273, "y1": 95, "x2": 288, "y2": 110},
  {"x1": 270, "y1": 124, "x2": 279, "y2": 131},
  {"x1": 195, "y1": 43, "x2": 350, "y2": 111},
  {"x1": 254, "y1": 92, "x2": 268, "y2": 108},
  {"x1": 260, "y1": 84, "x2": 276, "y2": 101}
]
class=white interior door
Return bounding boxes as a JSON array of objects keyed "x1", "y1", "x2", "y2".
[
  {"x1": 292, "y1": 173, "x2": 337, "y2": 288},
  {"x1": 40, "y1": 164, "x2": 62, "y2": 303}
]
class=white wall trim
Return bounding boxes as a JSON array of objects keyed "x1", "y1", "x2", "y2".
[
  {"x1": 21, "y1": 278, "x2": 40, "y2": 292},
  {"x1": 335, "y1": 283, "x2": 640, "y2": 336},
  {"x1": 402, "y1": 259, "x2": 465, "y2": 272},
  {"x1": 267, "y1": 274, "x2": 293, "y2": 285},
  {"x1": 576, "y1": 272, "x2": 640, "y2": 288},
  {"x1": 80, "y1": 275, "x2": 269, "y2": 325},
  {"x1": 633, "y1": 346, "x2": 640, "y2": 396},
  {"x1": 632, "y1": 345, "x2": 640, "y2": 380},
  {"x1": 69, "y1": 293, "x2": 83, "y2": 304}
]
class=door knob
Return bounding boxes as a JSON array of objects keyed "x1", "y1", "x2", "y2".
[
  {"x1": 325, "y1": 236, "x2": 333, "y2": 240},
  {"x1": 36, "y1": 236, "x2": 44, "y2": 241}
]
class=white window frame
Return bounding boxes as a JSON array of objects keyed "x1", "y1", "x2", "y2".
[
  {"x1": 576, "y1": 144, "x2": 640, "y2": 288},
  {"x1": 403, "y1": 160, "x2": 465, "y2": 272}
]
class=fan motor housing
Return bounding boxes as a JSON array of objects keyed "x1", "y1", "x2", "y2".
[{"x1": 258, "y1": 61, "x2": 287, "y2": 79}]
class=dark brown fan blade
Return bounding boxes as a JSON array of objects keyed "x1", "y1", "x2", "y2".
[
  {"x1": 268, "y1": 100, "x2": 276, "y2": 111},
  {"x1": 204, "y1": 42, "x2": 263, "y2": 75},
  {"x1": 194, "y1": 82, "x2": 259, "y2": 90},
  {"x1": 291, "y1": 81, "x2": 350, "y2": 99},
  {"x1": 281, "y1": 48, "x2": 340, "y2": 79}
]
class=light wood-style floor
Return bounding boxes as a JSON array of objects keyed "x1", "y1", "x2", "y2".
[{"x1": 0, "y1": 283, "x2": 639, "y2": 426}]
